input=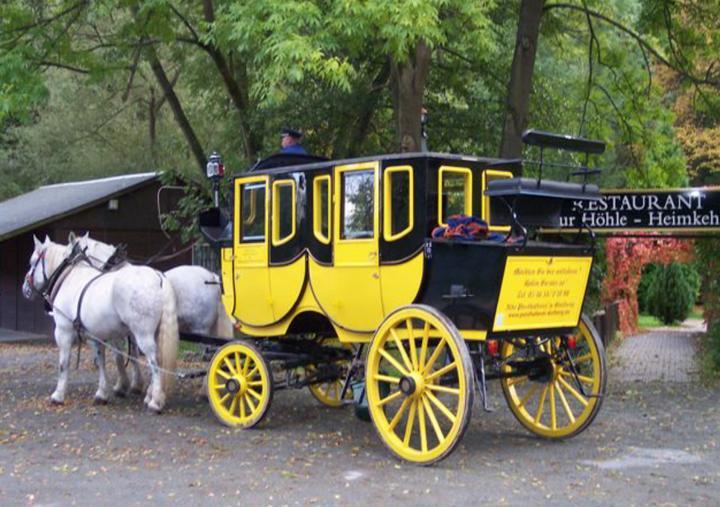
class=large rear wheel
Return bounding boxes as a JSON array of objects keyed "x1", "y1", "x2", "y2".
[
  {"x1": 500, "y1": 314, "x2": 606, "y2": 439},
  {"x1": 366, "y1": 305, "x2": 474, "y2": 465}
]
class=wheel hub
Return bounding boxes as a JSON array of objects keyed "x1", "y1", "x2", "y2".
[
  {"x1": 225, "y1": 376, "x2": 247, "y2": 395},
  {"x1": 399, "y1": 373, "x2": 425, "y2": 398}
]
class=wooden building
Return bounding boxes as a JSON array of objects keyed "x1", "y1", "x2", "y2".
[{"x1": 0, "y1": 173, "x2": 190, "y2": 335}]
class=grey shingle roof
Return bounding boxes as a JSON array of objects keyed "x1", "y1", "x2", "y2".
[{"x1": 0, "y1": 172, "x2": 158, "y2": 241}]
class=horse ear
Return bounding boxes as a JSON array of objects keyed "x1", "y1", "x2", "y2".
[
  {"x1": 33, "y1": 235, "x2": 42, "y2": 250},
  {"x1": 43, "y1": 235, "x2": 51, "y2": 245},
  {"x1": 83, "y1": 232, "x2": 89, "y2": 240},
  {"x1": 68, "y1": 231, "x2": 76, "y2": 243}
]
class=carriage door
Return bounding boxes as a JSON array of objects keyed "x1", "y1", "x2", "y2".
[
  {"x1": 233, "y1": 176, "x2": 274, "y2": 326},
  {"x1": 332, "y1": 162, "x2": 384, "y2": 330}
]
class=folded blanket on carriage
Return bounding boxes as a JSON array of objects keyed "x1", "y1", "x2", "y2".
[{"x1": 432, "y1": 214, "x2": 500, "y2": 241}]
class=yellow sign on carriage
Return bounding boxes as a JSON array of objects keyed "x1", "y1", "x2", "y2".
[{"x1": 493, "y1": 256, "x2": 593, "y2": 332}]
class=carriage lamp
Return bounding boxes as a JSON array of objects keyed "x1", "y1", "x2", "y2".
[{"x1": 206, "y1": 151, "x2": 225, "y2": 206}]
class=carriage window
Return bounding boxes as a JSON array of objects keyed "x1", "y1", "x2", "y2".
[
  {"x1": 341, "y1": 170, "x2": 375, "y2": 239},
  {"x1": 313, "y1": 175, "x2": 331, "y2": 244},
  {"x1": 383, "y1": 166, "x2": 414, "y2": 241},
  {"x1": 272, "y1": 180, "x2": 296, "y2": 246},
  {"x1": 438, "y1": 166, "x2": 472, "y2": 225},
  {"x1": 241, "y1": 182, "x2": 266, "y2": 242}
]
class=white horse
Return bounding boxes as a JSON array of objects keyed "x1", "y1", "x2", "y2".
[
  {"x1": 70, "y1": 233, "x2": 234, "y2": 396},
  {"x1": 22, "y1": 236, "x2": 179, "y2": 412}
]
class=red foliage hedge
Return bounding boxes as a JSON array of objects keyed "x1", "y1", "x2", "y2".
[{"x1": 603, "y1": 236, "x2": 693, "y2": 335}]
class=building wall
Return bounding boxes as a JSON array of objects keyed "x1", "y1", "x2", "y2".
[{"x1": 0, "y1": 183, "x2": 190, "y2": 334}]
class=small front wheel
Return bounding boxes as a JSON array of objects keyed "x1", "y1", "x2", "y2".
[
  {"x1": 207, "y1": 341, "x2": 273, "y2": 428},
  {"x1": 500, "y1": 314, "x2": 606, "y2": 439},
  {"x1": 366, "y1": 305, "x2": 474, "y2": 465}
]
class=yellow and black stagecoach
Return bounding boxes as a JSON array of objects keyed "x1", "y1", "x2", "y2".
[{"x1": 198, "y1": 130, "x2": 607, "y2": 464}]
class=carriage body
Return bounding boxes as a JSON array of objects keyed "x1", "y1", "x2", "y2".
[
  {"x1": 200, "y1": 141, "x2": 606, "y2": 464},
  {"x1": 210, "y1": 153, "x2": 593, "y2": 343}
]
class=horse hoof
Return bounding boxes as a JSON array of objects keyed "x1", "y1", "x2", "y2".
[
  {"x1": 130, "y1": 387, "x2": 144, "y2": 396},
  {"x1": 93, "y1": 397, "x2": 109, "y2": 406},
  {"x1": 113, "y1": 389, "x2": 127, "y2": 398},
  {"x1": 146, "y1": 404, "x2": 163, "y2": 415},
  {"x1": 49, "y1": 397, "x2": 64, "y2": 406}
]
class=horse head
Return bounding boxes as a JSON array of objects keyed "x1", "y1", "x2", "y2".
[{"x1": 23, "y1": 235, "x2": 54, "y2": 299}]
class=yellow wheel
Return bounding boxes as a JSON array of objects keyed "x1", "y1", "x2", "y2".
[
  {"x1": 366, "y1": 305, "x2": 474, "y2": 465},
  {"x1": 207, "y1": 341, "x2": 272, "y2": 428},
  {"x1": 500, "y1": 314, "x2": 606, "y2": 439},
  {"x1": 307, "y1": 339, "x2": 353, "y2": 408}
]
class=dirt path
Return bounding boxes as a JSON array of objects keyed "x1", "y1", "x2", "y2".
[{"x1": 1, "y1": 343, "x2": 719, "y2": 506}]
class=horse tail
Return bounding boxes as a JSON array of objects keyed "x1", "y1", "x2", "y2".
[{"x1": 157, "y1": 277, "x2": 179, "y2": 394}]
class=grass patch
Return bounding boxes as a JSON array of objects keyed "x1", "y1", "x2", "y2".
[{"x1": 637, "y1": 314, "x2": 665, "y2": 328}]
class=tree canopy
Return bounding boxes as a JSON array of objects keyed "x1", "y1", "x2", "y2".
[{"x1": 2, "y1": 0, "x2": 719, "y2": 201}]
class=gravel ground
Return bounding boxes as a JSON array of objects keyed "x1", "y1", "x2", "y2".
[{"x1": 1, "y1": 342, "x2": 719, "y2": 506}]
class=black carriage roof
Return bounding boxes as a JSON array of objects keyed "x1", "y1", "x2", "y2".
[{"x1": 241, "y1": 152, "x2": 522, "y2": 177}]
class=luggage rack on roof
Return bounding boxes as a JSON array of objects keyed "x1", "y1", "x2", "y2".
[{"x1": 485, "y1": 129, "x2": 606, "y2": 246}]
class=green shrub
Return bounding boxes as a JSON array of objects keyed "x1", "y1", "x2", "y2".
[
  {"x1": 637, "y1": 263, "x2": 659, "y2": 313},
  {"x1": 646, "y1": 262, "x2": 696, "y2": 325},
  {"x1": 704, "y1": 322, "x2": 720, "y2": 374}
]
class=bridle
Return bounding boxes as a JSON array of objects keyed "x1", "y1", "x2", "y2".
[{"x1": 26, "y1": 243, "x2": 86, "y2": 303}]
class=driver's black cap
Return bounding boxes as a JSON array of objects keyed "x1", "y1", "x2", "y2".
[{"x1": 281, "y1": 127, "x2": 303, "y2": 139}]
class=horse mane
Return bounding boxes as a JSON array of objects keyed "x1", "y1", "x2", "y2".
[{"x1": 44, "y1": 243, "x2": 71, "y2": 274}]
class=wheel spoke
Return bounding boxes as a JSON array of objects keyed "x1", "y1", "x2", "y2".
[
  {"x1": 246, "y1": 366, "x2": 259, "y2": 379},
  {"x1": 572, "y1": 352, "x2": 592, "y2": 364},
  {"x1": 518, "y1": 383, "x2": 541, "y2": 409},
  {"x1": 243, "y1": 355, "x2": 251, "y2": 375},
  {"x1": 244, "y1": 392, "x2": 257, "y2": 412},
  {"x1": 406, "y1": 319, "x2": 418, "y2": 370},
  {"x1": 422, "y1": 395, "x2": 444, "y2": 443},
  {"x1": 422, "y1": 338, "x2": 447, "y2": 374},
  {"x1": 426, "y1": 361, "x2": 457, "y2": 382},
  {"x1": 247, "y1": 380, "x2": 264, "y2": 387},
  {"x1": 425, "y1": 390, "x2": 457, "y2": 424},
  {"x1": 426, "y1": 384, "x2": 459, "y2": 395},
  {"x1": 223, "y1": 357, "x2": 237, "y2": 376},
  {"x1": 219, "y1": 392, "x2": 231, "y2": 405},
  {"x1": 418, "y1": 398, "x2": 428, "y2": 452},
  {"x1": 403, "y1": 399, "x2": 417, "y2": 445},
  {"x1": 390, "y1": 328, "x2": 413, "y2": 373},
  {"x1": 377, "y1": 389, "x2": 403, "y2": 408},
  {"x1": 549, "y1": 382, "x2": 557, "y2": 430},
  {"x1": 215, "y1": 368, "x2": 230, "y2": 380},
  {"x1": 534, "y1": 385, "x2": 548, "y2": 425},
  {"x1": 506, "y1": 375, "x2": 528, "y2": 387},
  {"x1": 239, "y1": 395, "x2": 246, "y2": 419},
  {"x1": 557, "y1": 376, "x2": 589, "y2": 407},
  {"x1": 388, "y1": 397, "x2": 412, "y2": 431},
  {"x1": 247, "y1": 388, "x2": 262, "y2": 401},
  {"x1": 418, "y1": 323, "x2": 430, "y2": 371},
  {"x1": 555, "y1": 380, "x2": 575, "y2": 424},
  {"x1": 379, "y1": 348, "x2": 410, "y2": 377},
  {"x1": 234, "y1": 352, "x2": 241, "y2": 376},
  {"x1": 373, "y1": 373, "x2": 400, "y2": 384},
  {"x1": 561, "y1": 370, "x2": 594, "y2": 385},
  {"x1": 228, "y1": 394, "x2": 238, "y2": 416}
]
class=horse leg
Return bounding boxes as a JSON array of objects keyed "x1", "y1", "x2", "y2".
[
  {"x1": 128, "y1": 343, "x2": 144, "y2": 395},
  {"x1": 50, "y1": 327, "x2": 75, "y2": 405},
  {"x1": 113, "y1": 347, "x2": 130, "y2": 397},
  {"x1": 91, "y1": 340, "x2": 110, "y2": 404},
  {"x1": 134, "y1": 335, "x2": 165, "y2": 413}
]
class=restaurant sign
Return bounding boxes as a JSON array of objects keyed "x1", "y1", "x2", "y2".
[{"x1": 558, "y1": 187, "x2": 720, "y2": 233}]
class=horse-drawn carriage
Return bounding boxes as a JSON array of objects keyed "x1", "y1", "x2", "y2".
[{"x1": 198, "y1": 130, "x2": 607, "y2": 464}]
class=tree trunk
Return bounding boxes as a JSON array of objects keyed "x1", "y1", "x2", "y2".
[
  {"x1": 499, "y1": 0, "x2": 545, "y2": 167},
  {"x1": 147, "y1": 49, "x2": 207, "y2": 175},
  {"x1": 202, "y1": 0, "x2": 260, "y2": 161},
  {"x1": 390, "y1": 41, "x2": 431, "y2": 153}
]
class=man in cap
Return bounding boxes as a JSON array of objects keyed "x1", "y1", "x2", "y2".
[{"x1": 280, "y1": 127, "x2": 308, "y2": 155}]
